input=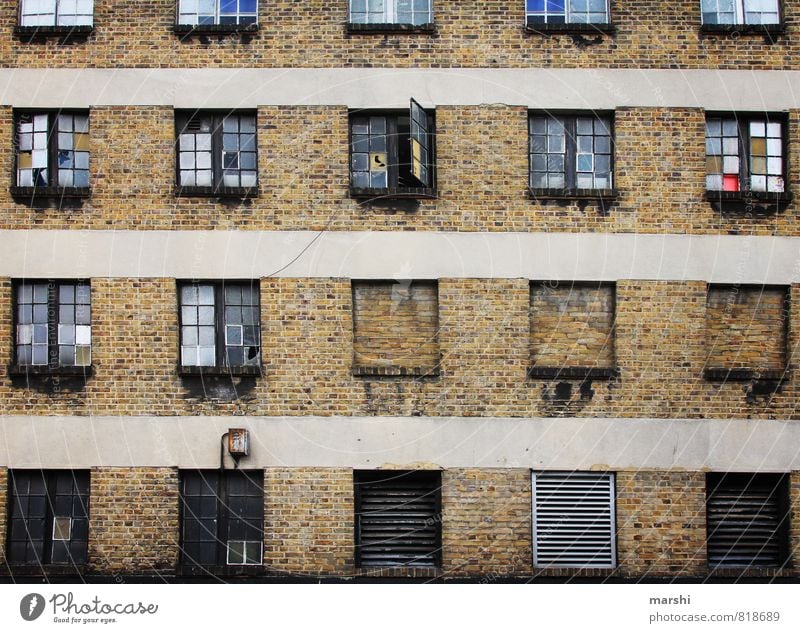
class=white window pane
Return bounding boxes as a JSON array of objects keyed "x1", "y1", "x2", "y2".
[
  {"x1": 198, "y1": 346, "x2": 216, "y2": 366},
  {"x1": 767, "y1": 176, "x2": 784, "y2": 192},
  {"x1": 75, "y1": 325, "x2": 91, "y2": 345},
  {"x1": 767, "y1": 157, "x2": 782, "y2": 174},
  {"x1": 179, "y1": 172, "x2": 196, "y2": 186},
  {"x1": 32, "y1": 150, "x2": 47, "y2": 168},
  {"x1": 196, "y1": 170, "x2": 212, "y2": 186},
  {"x1": 181, "y1": 285, "x2": 199, "y2": 305},
  {"x1": 181, "y1": 346, "x2": 198, "y2": 366},
  {"x1": 750, "y1": 121, "x2": 766, "y2": 137},
  {"x1": 750, "y1": 175, "x2": 766, "y2": 191}
]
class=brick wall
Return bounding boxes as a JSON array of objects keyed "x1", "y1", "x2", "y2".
[
  {"x1": 616, "y1": 471, "x2": 707, "y2": 577},
  {"x1": 705, "y1": 285, "x2": 788, "y2": 372},
  {"x1": 442, "y1": 469, "x2": 533, "y2": 578},
  {"x1": 352, "y1": 281, "x2": 439, "y2": 374},
  {"x1": 1, "y1": 1, "x2": 800, "y2": 69},
  {"x1": 263, "y1": 468, "x2": 354, "y2": 576}
]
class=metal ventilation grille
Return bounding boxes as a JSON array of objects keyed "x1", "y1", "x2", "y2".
[
  {"x1": 533, "y1": 472, "x2": 616, "y2": 568},
  {"x1": 355, "y1": 471, "x2": 441, "y2": 568},
  {"x1": 707, "y1": 473, "x2": 789, "y2": 568}
]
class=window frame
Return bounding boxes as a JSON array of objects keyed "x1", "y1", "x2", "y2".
[
  {"x1": 178, "y1": 470, "x2": 265, "y2": 574},
  {"x1": 348, "y1": 102, "x2": 437, "y2": 200},
  {"x1": 9, "y1": 279, "x2": 93, "y2": 377},
  {"x1": 524, "y1": 0, "x2": 615, "y2": 34},
  {"x1": 176, "y1": 280, "x2": 262, "y2": 376},
  {"x1": 174, "y1": 110, "x2": 259, "y2": 199},
  {"x1": 15, "y1": 0, "x2": 95, "y2": 38},
  {"x1": 174, "y1": 0, "x2": 259, "y2": 34},
  {"x1": 347, "y1": 0, "x2": 436, "y2": 33},
  {"x1": 699, "y1": 0, "x2": 784, "y2": 35},
  {"x1": 6, "y1": 470, "x2": 90, "y2": 569},
  {"x1": 11, "y1": 109, "x2": 91, "y2": 200}
]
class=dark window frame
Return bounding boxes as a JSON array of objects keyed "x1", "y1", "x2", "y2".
[
  {"x1": 173, "y1": 0, "x2": 259, "y2": 34},
  {"x1": 14, "y1": 0, "x2": 95, "y2": 39},
  {"x1": 699, "y1": 0, "x2": 785, "y2": 37},
  {"x1": 177, "y1": 280, "x2": 262, "y2": 376},
  {"x1": 524, "y1": 0, "x2": 616, "y2": 35},
  {"x1": 346, "y1": 0, "x2": 436, "y2": 33},
  {"x1": 174, "y1": 110, "x2": 259, "y2": 198}
]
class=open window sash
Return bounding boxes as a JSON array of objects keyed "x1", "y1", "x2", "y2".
[{"x1": 409, "y1": 98, "x2": 431, "y2": 188}]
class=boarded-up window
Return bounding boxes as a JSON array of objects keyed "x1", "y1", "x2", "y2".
[
  {"x1": 352, "y1": 280, "x2": 439, "y2": 375},
  {"x1": 530, "y1": 282, "x2": 615, "y2": 373},
  {"x1": 705, "y1": 285, "x2": 788, "y2": 376}
]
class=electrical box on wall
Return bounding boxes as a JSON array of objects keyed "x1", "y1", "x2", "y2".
[{"x1": 228, "y1": 428, "x2": 250, "y2": 457}]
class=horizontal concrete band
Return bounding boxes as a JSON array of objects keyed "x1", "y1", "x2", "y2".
[
  {"x1": 1, "y1": 415, "x2": 799, "y2": 471},
  {"x1": 1, "y1": 68, "x2": 800, "y2": 110},
  {"x1": 1, "y1": 230, "x2": 799, "y2": 283}
]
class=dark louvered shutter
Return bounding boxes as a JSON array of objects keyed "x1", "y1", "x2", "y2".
[
  {"x1": 355, "y1": 471, "x2": 441, "y2": 567},
  {"x1": 533, "y1": 472, "x2": 616, "y2": 568},
  {"x1": 707, "y1": 473, "x2": 789, "y2": 567}
]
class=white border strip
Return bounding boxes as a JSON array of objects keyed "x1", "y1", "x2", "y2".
[
  {"x1": 1, "y1": 230, "x2": 799, "y2": 283},
  {"x1": 1, "y1": 415, "x2": 799, "y2": 470}
]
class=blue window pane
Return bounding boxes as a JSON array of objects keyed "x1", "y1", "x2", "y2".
[
  {"x1": 221, "y1": 0, "x2": 238, "y2": 13},
  {"x1": 240, "y1": 0, "x2": 257, "y2": 11},
  {"x1": 527, "y1": 0, "x2": 545, "y2": 10},
  {"x1": 546, "y1": 0, "x2": 565, "y2": 12}
]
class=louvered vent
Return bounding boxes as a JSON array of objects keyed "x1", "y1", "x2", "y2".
[
  {"x1": 707, "y1": 473, "x2": 789, "y2": 568},
  {"x1": 355, "y1": 471, "x2": 441, "y2": 568},
  {"x1": 533, "y1": 472, "x2": 616, "y2": 568}
]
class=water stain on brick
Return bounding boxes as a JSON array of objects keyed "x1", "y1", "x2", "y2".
[{"x1": 181, "y1": 375, "x2": 257, "y2": 401}]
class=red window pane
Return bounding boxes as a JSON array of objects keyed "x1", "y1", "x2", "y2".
[{"x1": 723, "y1": 174, "x2": 739, "y2": 191}]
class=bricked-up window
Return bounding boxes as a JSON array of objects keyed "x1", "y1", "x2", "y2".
[
  {"x1": 178, "y1": 281, "x2": 261, "y2": 371},
  {"x1": 350, "y1": 100, "x2": 435, "y2": 197},
  {"x1": 14, "y1": 281, "x2": 91, "y2": 370},
  {"x1": 180, "y1": 471, "x2": 264, "y2": 568},
  {"x1": 177, "y1": 0, "x2": 257, "y2": 25},
  {"x1": 19, "y1": 0, "x2": 94, "y2": 26},
  {"x1": 7, "y1": 470, "x2": 89, "y2": 566},
  {"x1": 355, "y1": 471, "x2": 441, "y2": 568},
  {"x1": 533, "y1": 472, "x2": 616, "y2": 568},
  {"x1": 701, "y1": 0, "x2": 780, "y2": 25},
  {"x1": 529, "y1": 113, "x2": 613, "y2": 194},
  {"x1": 525, "y1": 0, "x2": 610, "y2": 25},
  {"x1": 705, "y1": 115, "x2": 785, "y2": 195},
  {"x1": 14, "y1": 111, "x2": 90, "y2": 194},
  {"x1": 704, "y1": 285, "x2": 788, "y2": 380},
  {"x1": 352, "y1": 280, "x2": 440, "y2": 376},
  {"x1": 175, "y1": 111, "x2": 257, "y2": 196},
  {"x1": 349, "y1": 0, "x2": 433, "y2": 26},
  {"x1": 707, "y1": 473, "x2": 790, "y2": 568},
  {"x1": 529, "y1": 282, "x2": 616, "y2": 378}
]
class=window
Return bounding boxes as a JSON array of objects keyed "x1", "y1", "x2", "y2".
[
  {"x1": 14, "y1": 111, "x2": 90, "y2": 195},
  {"x1": 525, "y1": 0, "x2": 610, "y2": 25},
  {"x1": 177, "y1": 0, "x2": 258, "y2": 26},
  {"x1": 180, "y1": 470, "x2": 264, "y2": 568},
  {"x1": 350, "y1": 100, "x2": 435, "y2": 197},
  {"x1": 354, "y1": 470, "x2": 441, "y2": 568},
  {"x1": 175, "y1": 111, "x2": 257, "y2": 196},
  {"x1": 14, "y1": 281, "x2": 91, "y2": 370},
  {"x1": 707, "y1": 473, "x2": 790, "y2": 568},
  {"x1": 19, "y1": 0, "x2": 94, "y2": 27},
  {"x1": 529, "y1": 113, "x2": 614, "y2": 195},
  {"x1": 701, "y1": 0, "x2": 780, "y2": 25},
  {"x1": 705, "y1": 115, "x2": 785, "y2": 196},
  {"x1": 532, "y1": 472, "x2": 616, "y2": 568},
  {"x1": 349, "y1": 0, "x2": 433, "y2": 26},
  {"x1": 7, "y1": 470, "x2": 89, "y2": 566},
  {"x1": 178, "y1": 281, "x2": 261, "y2": 371}
]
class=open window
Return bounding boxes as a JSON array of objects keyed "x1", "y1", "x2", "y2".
[{"x1": 349, "y1": 99, "x2": 436, "y2": 199}]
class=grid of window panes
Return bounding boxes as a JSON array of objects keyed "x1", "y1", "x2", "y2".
[
  {"x1": 16, "y1": 283, "x2": 49, "y2": 366},
  {"x1": 57, "y1": 113, "x2": 89, "y2": 188},
  {"x1": 706, "y1": 117, "x2": 784, "y2": 192},
  {"x1": 178, "y1": 0, "x2": 258, "y2": 25},
  {"x1": 530, "y1": 116, "x2": 567, "y2": 188},
  {"x1": 224, "y1": 472, "x2": 264, "y2": 565},
  {"x1": 17, "y1": 113, "x2": 49, "y2": 187},
  {"x1": 749, "y1": 120, "x2": 784, "y2": 192},
  {"x1": 701, "y1": 0, "x2": 779, "y2": 25},
  {"x1": 20, "y1": 0, "x2": 94, "y2": 27},
  {"x1": 180, "y1": 285, "x2": 216, "y2": 366},
  {"x1": 7, "y1": 471, "x2": 89, "y2": 565},
  {"x1": 57, "y1": 284, "x2": 91, "y2": 366},
  {"x1": 351, "y1": 115, "x2": 389, "y2": 188},
  {"x1": 526, "y1": 0, "x2": 609, "y2": 24},
  {"x1": 221, "y1": 115, "x2": 257, "y2": 188},
  {"x1": 705, "y1": 118, "x2": 740, "y2": 191},
  {"x1": 349, "y1": 0, "x2": 433, "y2": 25},
  {"x1": 575, "y1": 117, "x2": 612, "y2": 189},
  {"x1": 178, "y1": 117, "x2": 213, "y2": 187},
  {"x1": 223, "y1": 284, "x2": 260, "y2": 367}
]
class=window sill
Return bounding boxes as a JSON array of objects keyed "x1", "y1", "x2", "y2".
[
  {"x1": 4, "y1": 563, "x2": 87, "y2": 576},
  {"x1": 705, "y1": 190, "x2": 792, "y2": 214},
  {"x1": 529, "y1": 187, "x2": 618, "y2": 201},
  {"x1": 11, "y1": 186, "x2": 91, "y2": 200},
  {"x1": 178, "y1": 365, "x2": 263, "y2": 377},
  {"x1": 703, "y1": 368, "x2": 786, "y2": 381},
  {"x1": 528, "y1": 366, "x2": 619, "y2": 380},
  {"x1": 350, "y1": 186, "x2": 437, "y2": 200},
  {"x1": 524, "y1": 22, "x2": 616, "y2": 35},
  {"x1": 353, "y1": 365, "x2": 440, "y2": 378},
  {"x1": 14, "y1": 25, "x2": 94, "y2": 40},
  {"x1": 700, "y1": 23, "x2": 785, "y2": 37},
  {"x1": 173, "y1": 23, "x2": 259, "y2": 35},
  {"x1": 346, "y1": 22, "x2": 437, "y2": 34},
  {"x1": 179, "y1": 565, "x2": 265, "y2": 577},
  {"x1": 8, "y1": 364, "x2": 94, "y2": 377},
  {"x1": 356, "y1": 566, "x2": 441, "y2": 578},
  {"x1": 175, "y1": 185, "x2": 259, "y2": 199}
]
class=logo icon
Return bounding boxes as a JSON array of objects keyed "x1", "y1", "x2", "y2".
[{"x1": 20, "y1": 593, "x2": 45, "y2": 621}]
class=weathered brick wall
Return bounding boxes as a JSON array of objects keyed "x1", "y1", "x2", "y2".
[
  {"x1": 352, "y1": 281, "x2": 439, "y2": 372},
  {"x1": 263, "y1": 468, "x2": 354, "y2": 576},
  {"x1": 1, "y1": 1, "x2": 799, "y2": 69},
  {"x1": 88, "y1": 467, "x2": 179, "y2": 574},
  {"x1": 442, "y1": 469, "x2": 533, "y2": 577},
  {"x1": 531, "y1": 283, "x2": 615, "y2": 370},
  {"x1": 616, "y1": 471, "x2": 707, "y2": 577},
  {"x1": 705, "y1": 286, "x2": 788, "y2": 372}
]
